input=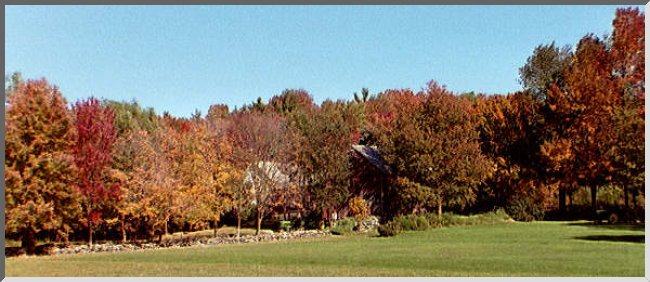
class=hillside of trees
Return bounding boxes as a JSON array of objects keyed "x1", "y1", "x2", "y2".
[{"x1": 5, "y1": 7, "x2": 644, "y2": 254}]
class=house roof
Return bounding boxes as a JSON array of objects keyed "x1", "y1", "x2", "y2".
[
  {"x1": 244, "y1": 161, "x2": 291, "y2": 186},
  {"x1": 352, "y1": 145, "x2": 392, "y2": 176}
]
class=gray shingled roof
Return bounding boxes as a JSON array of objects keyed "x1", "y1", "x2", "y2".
[{"x1": 352, "y1": 145, "x2": 392, "y2": 175}]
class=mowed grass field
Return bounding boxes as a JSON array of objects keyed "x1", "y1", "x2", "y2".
[{"x1": 6, "y1": 221, "x2": 644, "y2": 277}]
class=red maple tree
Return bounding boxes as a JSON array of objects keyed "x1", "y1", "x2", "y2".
[{"x1": 72, "y1": 97, "x2": 119, "y2": 246}]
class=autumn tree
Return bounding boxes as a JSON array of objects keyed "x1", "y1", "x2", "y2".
[
  {"x1": 518, "y1": 42, "x2": 574, "y2": 213},
  {"x1": 113, "y1": 125, "x2": 179, "y2": 242},
  {"x1": 522, "y1": 8, "x2": 645, "y2": 218},
  {"x1": 203, "y1": 104, "x2": 239, "y2": 235},
  {"x1": 173, "y1": 116, "x2": 235, "y2": 235},
  {"x1": 228, "y1": 168, "x2": 251, "y2": 239},
  {"x1": 610, "y1": 7, "x2": 644, "y2": 100},
  {"x1": 72, "y1": 97, "x2": 119, "y2": 246},
  {"x1": 298, "y1": 99, "x2": 363, "y2": 228},
  {"x1": 606, "y1": 7, "x2": 645, "y2": 214},
  {"x1": 371, "y1": 82, "x2": 491, "y2": 217},
  {"x1": 268, "y1": 89, "x2": 316, "y2": 221},
  {"x1": 228, "y1": 110, "x2": 293, "y2": 235},
  {"x1": 107, "y1": 100, "x2": 159, "y2": 241},
  {"x1": 543, "y1": 35, "x2": 620, "y2": 212},
  {"x1": 476, "y1": 92, "x2": 549, "y2": 219},
  {"x1": 173, "y1": 119, "x2": 212, "y2": 232},
  {"x1": 207, "y1": 105, "x2": 259, "y2": 229},
  {"x1": 5, "y1": 78, "x2": 80, "y2": 254}
]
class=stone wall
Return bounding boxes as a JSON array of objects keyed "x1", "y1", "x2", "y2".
[{"x1": 46, "y1": 230, "x2": 331, "y2": 256}]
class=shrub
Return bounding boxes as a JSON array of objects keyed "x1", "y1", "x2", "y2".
[
  {"x1": 482, "y1": 208, "x2": 512, "y2": 223},
  {"x1": 348, "y1": 196, "x2": 369, "y2": 221},
  {"x1": 506, "y1": 197, "x2": 544, "y2": 222},
  {"x1": 442, "y1": 212, "x2": 463, "y2": 226},
  {"x1": 426, "y1": 213, "x2": 443, "y2": 227},
  {"x1": 277, "y1": 220, "x2": 293, "y2": 232},
  {"x1": 425, "y1": 210, "x2": 513, "y2": 228},
  {"x1": 396, "y1": 215, "x2": 418, "y2": 231},
  {"x1": 331, "y1": 217, "x2": 357, "y2": 235},
  {"x1": 378, "y1": 210, "x2": 514, "y2": 237},
  {"x1": 390, "y1": 214, "x2": 431, "y2": 232},
  {"x1": 377, "y1": 221, "x2": 401, "y2": 237},
  {"x1": 415, "y1": 215, "x2": 430, "y2": 231}
]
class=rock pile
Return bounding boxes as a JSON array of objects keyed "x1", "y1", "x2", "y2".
[{"x1": 356, "y1": 216, "x2": 380, "y2": 232}]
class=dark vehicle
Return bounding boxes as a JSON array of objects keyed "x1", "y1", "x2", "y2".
[{"x1": 595, "y1": 206, "x2": 641, "y2": 224}]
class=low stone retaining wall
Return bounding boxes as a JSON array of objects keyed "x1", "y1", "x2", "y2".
[{"x1": 48, "y1": 230, "x2": 331, "y2": 256}]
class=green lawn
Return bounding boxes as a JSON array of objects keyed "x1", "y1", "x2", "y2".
[{"x1": 6, "y1": 221, "x2": 644, "y2": 277}]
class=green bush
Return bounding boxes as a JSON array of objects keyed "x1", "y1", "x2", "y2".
[
  {"x1": 396, "y1": 215, "x2": 418, "y2": 231},
  {"x1": 277, "y1": 220, "x2": 293, "y2": 232},
  {"x1": 426, "y1": 213, "x2": 442, "y2": 227},
  {"x1": 378, "y1": 210, "x2": 514, "y2": 237},
  {"x1": 506, "y1": 197, "x2": 544, "y2": 222},
  {"x1": 425, "y1": 214, "x2": 436, "y2": 226},
  {"x1": 442, "y1": 212, "x2": 463, "y2": 226},
  {"x1": 331, "y1": 218, "x2": 357, "y2": 235},
  {"x1": 415, "y1": 215, "x2": 430, "y2": 231},
  {"x1": 425, "y1": 213, "x2": 457, "y2": 227},
  {"x1": 389, "y1": 214, "x2": 431, "y2": 232},
  {"x1": 478, "y1": 208, "x2": 511, "y2": 224},
  {"x1": 377, "y1": 221, "x2": 402, "y2": 237}
]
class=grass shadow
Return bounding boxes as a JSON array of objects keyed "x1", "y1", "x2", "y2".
[
  {"x1": 566, "y1": 222, "x2": 645, "y2": 232},
  {"x1": 574, "y1": 235, "x2": 644, "y2": 244}
]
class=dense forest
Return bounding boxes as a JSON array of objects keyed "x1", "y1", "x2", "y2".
[{"x1": 5, "y1": 7, "x2": 644, "y2": 254}]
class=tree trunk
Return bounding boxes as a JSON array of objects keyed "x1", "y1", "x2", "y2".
[
  {"x1": 437, "y1": 197, "x2": 443, "y2": 218},
  {"x1": 150, "y1": 222, "x2": 157, "y2": 242},
  {"x1": 558, "y1": 188, "x2": 566, "y2": 215},
  {"x1": 256, "y1": 207, "x2": 262, "y2": 236},
  {"x1": 320, "y1": 208, "x2": 327, "y2": 230},
  {"x1": 591, "y1": 186, "x2": 598, "y2": 210},
  {"x1": 121, "y1": 216, "x2": 127, "y2": 243},
  {"x1": 213, "y1": 217, "x2": 219, "y2": 237},
  {"x1": 237, "y1": 211, "x2": 242, "y2": 239},
  {"x1": 283, "y1": 204, "x2": 288, "y2": 221},
  {"x1": 623, "y1": 185, "x2": 630, "y2": 211},
  {"x1": 64, "y1": 227, "x2": 70, "y2": 245},
  {"x1": 22, "y1": 225, "x2": 37, "y2": 255},
  {"x1": 327, "y1": 207, "x2": 334, "y2": 229},
  {"x1": 88, "y1": 215, "x2": 93, "y2": 248}
]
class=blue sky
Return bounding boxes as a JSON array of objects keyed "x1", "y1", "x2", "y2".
[{"x1": 5, "y1": 5, "x2": 642, "y2": 117}]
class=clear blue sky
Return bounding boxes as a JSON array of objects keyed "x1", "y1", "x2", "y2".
[{"x1": 5, "y1": 5, "x2": 642, "y2": 117}]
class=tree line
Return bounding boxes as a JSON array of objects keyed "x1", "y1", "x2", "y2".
[{"x1": 5, "y1": 7, "x2": 644, "y2": 254}]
